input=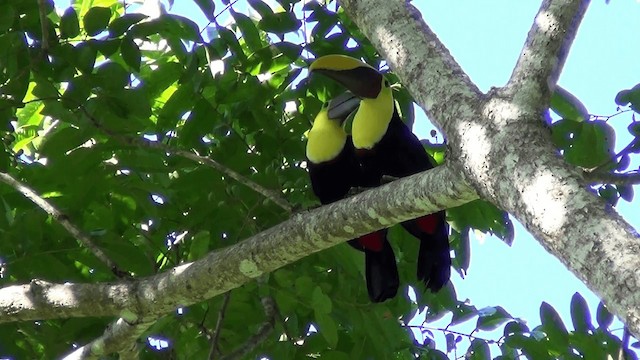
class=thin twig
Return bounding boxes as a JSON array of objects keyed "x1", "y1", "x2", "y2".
[
  {"x1": 590, "y1": 109, "x2": 633, "y2": 122},
  {"x1": 618, "y1": 327, "x2": 631, "y2": 360},
  {"x1": 219, "y1": 297, "x2": 277, "y2": 360},
  {"x1": 208, "y1": 292, "x2": 232, "y2": 359},
  {"x1": 583, "y1": 170, "x2": 640, "y2": 186},
  {"x1": 37, "y1": 0, "x2": 49, "y2": 54},
  {"x1": 587, "y1": 138, "x2": 639, "y2": 173},
  {"x1": 0, "y1": 172, "x2": 128, "y2": 277}
]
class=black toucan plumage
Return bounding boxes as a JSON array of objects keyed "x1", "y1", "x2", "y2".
[
  {"x1": 306, "y1": 99, "x2": 399, "y2": 302},
  {"x1": 310, "y1": 55, "x2": 451, "y2": 292}
]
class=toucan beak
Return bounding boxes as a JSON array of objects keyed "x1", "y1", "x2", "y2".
[
  {"x1": 309, "y1": 55, "x2": 383, "y2": 99},
  {"x1": 327, "y1": 91, "x2": 360, "y2": 121}
]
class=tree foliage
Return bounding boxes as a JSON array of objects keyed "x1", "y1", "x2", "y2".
[{"x1": 0, "y1": 0, "x2": 638, "y2": 359}]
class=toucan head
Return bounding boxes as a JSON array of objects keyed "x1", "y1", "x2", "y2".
[{"x1": 309, "y1": 55, "x2": 384, "y2": 99}]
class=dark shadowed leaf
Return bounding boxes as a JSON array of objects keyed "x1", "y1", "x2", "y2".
[
  {"x1": 60, "y1": 7, "x2": 80, "y2": 39},
  {"x1": 83, "y1": 7, "x2": 112, "y2": 36},
  {"x1": 570, "y1": 292, "x2": 592, "y2": 333},
  {"x1": 596, "y1": 302, "x2": 613, "y2": 328}
]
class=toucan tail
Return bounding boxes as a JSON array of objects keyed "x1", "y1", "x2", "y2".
[
  {"x1": 348, "y1": 230, "x2": 400, "y2": 302},
  {"x1": 402, "y1": 212, "x2": 451, "y2": 292}
]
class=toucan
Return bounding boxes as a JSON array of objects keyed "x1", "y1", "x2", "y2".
[
  {"x1": 306, "y1": 97, "x2": 399, "y2": 302},
  {"x1": 309, "y1": 55, "x2": 451, "y2": 292}
]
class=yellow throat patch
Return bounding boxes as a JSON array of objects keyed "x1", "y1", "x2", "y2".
[
  {"x1": 306, "y1": 109, "x2": 348, "y2": 164},
  {"x1": 352, "y1": 82, "x2": 394, "y2": 150}
]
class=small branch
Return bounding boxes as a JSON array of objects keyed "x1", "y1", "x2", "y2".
[
  {"x1": 590, "y1": 109, "x2": 633, "y2": 122},
  {"x1": 37, "y1": 0, "x2": 49, "y2": 54},
  {"x1": 618, "y1": 327, "x2": 631, "y2": 360},
  {"x1": 219, "y1": 297, "x2": 276, "y2": 360},
  {"x1": 583, "y1": 171, "x2": 640, "y2": 186},
  {"x1": 62, "y1": 317, "x2": 155, "y2": 360},
  {"x1": 589, "y1": 138, "x2": 639, "y2": 173},
  {"x1": 168, "y1": 146, "x2": 293, "y2": 213},
  {"x1": 506, "y1": 0, "x2": 590, "y2": 107},
  {"x1": 75, "y1": 105, "x2": 294, "y2": 213},
  {"x1": 405, "y1": 324, "x2": 501, "y2": 345},
  {"x1": 0, "y1": 172, "x2": 127, "y2": 277},
  {"x1": 209, "y1": 292, "x2": 232, "y2": 359}
]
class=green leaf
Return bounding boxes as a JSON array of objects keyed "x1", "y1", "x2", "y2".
[
  {"x1": 312, "y1": 286, "x2": 332, "y2": 314},
  {"x1": 503, "y1": 320, "x2": 529, "y2": 337},
  {"x1": 628, "y1": 122, "x2": 640, "y2": 136},
  {"x1": 314, "y1": 311, "x2": 338, "y2": 348},
  {"x1": 615, "y1": 83, "x2": 640, "y2": 112},
  {"x1": 570, "y1": 292, "x2": 592, "y2": 333},
  {"x1": 120, "y1": 36, "x2": 141, "y2": 71},
  {"x1": 247, "y1": 42, "x2": 302, "y2": 74},
  {"x1": 564, "y1": 121, "x2": 615, "y2": 168},
  {"x1": 108, "y1": 13, "x2": 148, "y2": 38},
  {"x1": 83, "y1": 6, "x2": 112, "y2": 36},
  {"x1": 258, "y1": 12, "x2": 301, "y2": 34},
  {"x1": 248, "y1": 0, "x2": 274, "y2": 18},
  {"x1": 60, "y1": 7, "x2": 80, "y2": 39},
  {"x1": 0, "y1": 4, "x2": 15, "y2": 33},
  {"x1": 188, "y1": 232, "x2": 210, "y2": 260},
  {"x1": 449, "y1": 302, "x2": 477, "y2": 326},
  {"x1": 231, "y1": 10, "x2": 262, "y2": 51},
  {"x1": 551, "y1": 87, "x2": 589, "y2": 122},
  {"x1": 598, "y1": 185, "x2": 618, "y2": 207},
  {"x1": 617, "y1": 184, "x2": 634, "y2": 202},
  {"x1": 551, "y1": 119, "x2": 583, "y2": 150},
  {"x1": 476, "y1": 306, "x2": 511, "y2": 331},
  {"x1": 73, "y1": 42, "x2": 97, "y2": 74},
  {"x1": 596, "y1": 302, "x2": 613, "y2": 328},
  {"x1": 505, "y1": 333, "x2": 551, "y2": 359},
  {"x1": 95, "y1": 61, "x2": 130, "y2": 92},
  {"x1": 540, "y1": 302, "x2": 568, "y2": 350},
  {"x1": 194, "y1": 0, "x2": 216, "y2": 21},
  {"x1": 450, "y1": 229, "x2": 470, "y2": 276},
  {"x1": 466, "y1": 338, "x2": 491, "y2": 360},
  {"x1": 447, "y1": 199, "x2": 513, "y2": 245}
]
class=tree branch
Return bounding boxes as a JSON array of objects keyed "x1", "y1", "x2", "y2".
[
  {"x1": 0, "y1": 172, "x2": 127, "y2": 277},
  {"x1": 0, "y1": 162, "x2": 476, "y2": 323},
  {"x1": 62, "y1": 317, "x2": 155, "y2": 360},
  {"x1": 506, "y1": 0, "x2": 590, "y2": 107},
  {"x1": 209, "y1": 292, "x2": 232, "y2": 359},
  {"x1": 583, "y1": 171, "x2": 640, "y2": 186},
  {"x1": 219, "y1": 297, "x2": 276, "y2": 360},
  {"x1": 338, "y1": 0, "x2": 483, "y2": 131},
  {"x1": 37, "y1": 0, "x2": 49, "y2": 54}
]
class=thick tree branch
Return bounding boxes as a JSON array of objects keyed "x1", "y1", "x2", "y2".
[
  {"x1": 339, "y1": 0, "x2": 483, "y2": 132},
  {"x1": 0, "y1": 162, "x2": 475, "y2": 323},
  {"x1": 338, "y1": 0, "x2": 640, "y2": 339},
  {"x1": 506, "y1": 0, "x2": 589, "y2": 108},
  {"x1": 0, "y1": 173, "x2": 126, "y2": 277}
]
